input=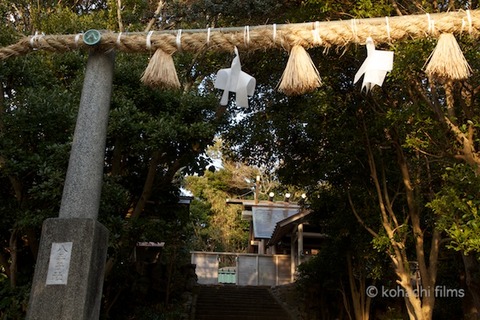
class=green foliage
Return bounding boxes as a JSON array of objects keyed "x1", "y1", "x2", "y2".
[
  {"x1": 428, "y1": 164, "x2": 480, "y2": 254},
  {"x1": 168, "y1": 0, "x2": 302, "y2": 28},
  {"x1": 0, "y1": 283, "x2": 31, "y2": 319},
  {"x1": 185, "y1": 166, "x2": 250, "y2": 252},
  {"x1": 0, "y1": 55, "x2": 78, "y2": 230},
  {"x1": 372, "y1": 232, "x2": 392, "y2": 253},
  {"x1": 99, "y1": 176, "x2": 131, "y2": 218},
  {"x1": 36, "y1": 5, "x2": 108, "y2": 33},
  {"x1": 301, "y1": 0, "x2": 393, "y2": 19},
  {"x1": 108, "y1": 53, "x2": 221, "y2": 177},
  {"x1": 100, "y1": 201, "x2": 195, "y2": 318},
  {"x1": 350, "y1": 0, "x2": 393, "y2": 17}
]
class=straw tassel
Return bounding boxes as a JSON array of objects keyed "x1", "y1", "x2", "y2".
[
  {"x1": 425, "y1": 33, "x2": 472, "y2": 81},
  {"x1": 278, "y1": 45, "x2": 321, "y2": 95},
  {"x1": 141, "y1": 48, "x2": 181, "y2": 89}
]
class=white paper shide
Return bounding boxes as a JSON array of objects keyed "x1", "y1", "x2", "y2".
[
  {"x1": 214, "y1": 47, "x2": 256, "y2": 107},
  {"x1": 354, "y1": 37, "x2": 394, "y2": 91}
]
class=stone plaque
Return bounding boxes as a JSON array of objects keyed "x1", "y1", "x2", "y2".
[{"x1": 46, "y1": 242, "x2": 73, "y2": 285}]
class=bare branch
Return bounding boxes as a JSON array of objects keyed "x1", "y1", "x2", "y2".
[
  {"x1": 130, "y1": 150, "x2": 162, "y2": 218},
  {"x1": 347, "y1": 192, "x2": 378, "y2": 238},
  {"x1": 117, "y1": 0, "x2": 124, "y2": 32},
  {"x1": 390, "y1": 0, "x2": 403, "y2": 16},
  {"x1": 445, "y1": 116, "x2": 480, "y2": 173},
  {"x1": 145, "y1": 0, "x2": 165, "y2": 32},
  {"x1": 380, "y1": 162, "x2": 399, "y2": 228}
]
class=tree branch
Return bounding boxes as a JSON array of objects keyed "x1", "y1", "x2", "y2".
[
  {"x1": 131, "y1": 150, "x2": 162, "y2": 219},
  {"x1": 117, "y1": 0, "x2": 124, "y2": 32},
  {"x1": 347, "y1": 192, "x2": 378, "y2": 238},
  {"x1": 9, "y1": 230, "x2": 18, "y2": 288},
  {"x1": 144, "y1": 0, "x2": 164, "y2": 32},
  {"x1": 445, "y1": 116, "x2": 480, "y2": 173}
]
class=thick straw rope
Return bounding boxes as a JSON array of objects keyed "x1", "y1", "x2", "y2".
[{"x1": 0, "y1": 10, "x2": 479, "y2": 60}]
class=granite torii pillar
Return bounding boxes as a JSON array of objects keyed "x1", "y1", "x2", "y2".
[{"x1": 27, "y1": 31, "x2": 114, "y2": 320}]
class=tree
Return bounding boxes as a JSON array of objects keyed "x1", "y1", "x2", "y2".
[
  {"x1": 296, "y1": 183, "x2": 393, "y2": 320},
  {"x1": 222, "y1": 2, "x2": 480, "y2": 319},
  {"x1": 185, "y1": 144, "x2": 259, "y2": 253}
]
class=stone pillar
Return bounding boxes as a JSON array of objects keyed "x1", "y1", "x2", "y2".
[
  {"x1": 59, "y1": 49, "x2": 115, "y2": 220},
  {"x1": 297, "y1": 223, "x2": 304, "y2": 266},
  {"x1": 290, "y1": 233, "x2": 296, "y2": 282},
  {"x1": 258, "y1": 239, "x2": 265, "y2": 254},
  {"x1": 26, "y1": 48, "x2": 114, "y2": 320}
]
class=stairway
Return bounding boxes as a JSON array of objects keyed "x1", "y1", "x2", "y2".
[{"x1": 193, "y1": 285, "x2": 292, "y2": 320}]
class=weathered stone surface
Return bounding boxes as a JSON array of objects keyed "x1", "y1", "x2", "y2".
[
  {"x1": 59, "y1": 49, "x2": 115, "y2": 220},
  {"x1": 26, "y1": 218, "x2": 109, "y2": 320}
]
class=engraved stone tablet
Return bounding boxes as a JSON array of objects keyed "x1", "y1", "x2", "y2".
[{"x1": 46, "y1": 242, "x2": 73, "y2": 285}]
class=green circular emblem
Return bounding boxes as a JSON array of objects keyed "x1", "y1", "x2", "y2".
[{"x1": 83, "y1": 29, "x2": 102, "y2": 46}]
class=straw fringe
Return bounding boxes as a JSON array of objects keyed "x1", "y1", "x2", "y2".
[
  {"x1": 141, "y1": 48, "x2": 181, "y2": 89},
  {"x1": 278, "y1": 45, "x2": 321, "y2": 95},
  {"x1": 425, "y1": 33, "x2": 472, "y2": 81}
]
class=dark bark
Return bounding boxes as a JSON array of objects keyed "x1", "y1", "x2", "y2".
[
  {"x1": 131, "y1": 150, "x2": 162, "y2": 218},
  {"x1": 111, "y1": 138, "x2": 123, "y2": 176},
  {"x1": 0, "y1": 82, "x2": 5, "y2": 132},
  {"x1": 463, "y1": 253, "x2": 480, "y2": 320},
  {"x1": 9, "y1": 230, "x2": 18, "y2": 288},
  {"x1": 26, "y1": 227, "x2": 39, "y2": 261}
]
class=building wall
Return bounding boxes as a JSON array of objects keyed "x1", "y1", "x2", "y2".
[
  {"x1": 191, "y1": 252, "x2": 292, "y2": 286},
  {"x1": 191, "y1": 253, "x2": 218, "y2": 285}
]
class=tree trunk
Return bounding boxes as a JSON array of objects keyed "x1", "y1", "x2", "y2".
[
  {"x1": 395, "y1": 138, "x2": 439, "y2": 320},
  {"x1": 463, "y1": 253, "x2": 480, "y2": 320},
  {"x1": 9, "y1": 175, "x2": 23, "y2": 203},
  {"x1": 116, "y1": 0, "x2": 124, "y2": 32},
  {"x1": 111, "y1": 137, "x2": 123, "y2": 176},
  {"x1": 9, "y1": 230, "x2": 18, "y2": 288},
  {"x1": 0, "y1": 81, "x2": 5, "y2": 131},
  {"x1": 131, "y1": 150, "x2": 162, "y2": 218},
  {"x1": 358, "y1": 112, "x2": 439, "y2": 320},
  {"x1": 444, "y1": 81, "x2": 456, "y2": 120},
  {"x1": 347, "y1": 252, "x2": 371, "y2": 320},
  {"x1": 165, "y1": 246, "x2": 177, "y2": 305}
]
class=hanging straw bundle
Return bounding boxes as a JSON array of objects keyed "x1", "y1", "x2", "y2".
[
  {"x1": 141, "y1": 48, "x2": 181, "y2": 89},
  {"x1": 278, "y1": 45, "x2": 322, "y2": 95},
  {"x1": 424, "y1": 33, "x2": 472, "y2": 81}
]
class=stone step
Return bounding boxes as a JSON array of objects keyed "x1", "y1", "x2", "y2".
[
  {"x1": 194, "y1": 285, "x2": 291, "y2": 320},
  {"x1": 195, "y1": 315, "x2": 289, "y2": 320}
]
